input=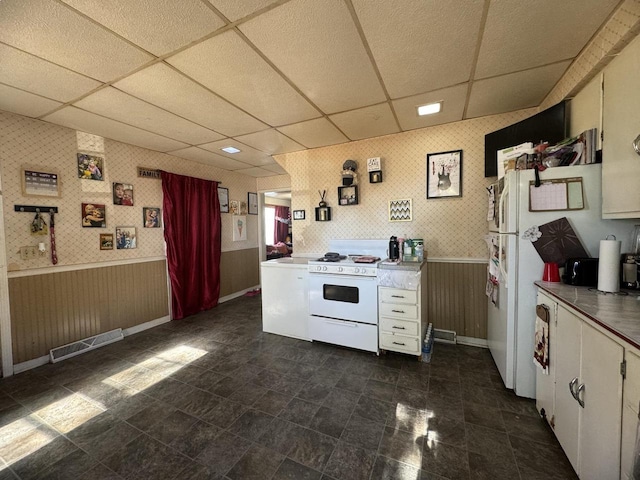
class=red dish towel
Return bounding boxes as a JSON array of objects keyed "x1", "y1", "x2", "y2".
[{"x1": 534, "y1": 304, "x2": 550, "y2": 374}]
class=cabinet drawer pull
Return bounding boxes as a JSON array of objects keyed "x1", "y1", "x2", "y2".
[
  {"x1": 392, "y1": 326, "x2": 406, "y2": 330},
  {"x1": 569, "y1": 377, "x2": 579, "y2": 401},
  {"x1": 392, "y1": 341, "x2": 406, "y2": 346},
  {"x1": 576, "y1": 383, "x2": 585, "y2": 408},
  {"x1": 391, "y1": 309, "x2": 405, "y2": 313},
  {"x1": 326, "y1": 320, "x2": 357, "y2": 328},
  {"x1": 391, "y1": 295, "x2": 405, "y2": 298}
]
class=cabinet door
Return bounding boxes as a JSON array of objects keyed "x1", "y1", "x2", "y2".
[
  {"x1": 261, "y1": 267, "x2": 308, "y2": 340},
  {"x1": 602, "y1": 34, "x2": 640, "y2": 218},
  {"x1": 621, "y1": 349, "x2": 640, "y2": 480},
  {"x1": 578, "y1": 322, "x2": 623, "y2": 480},
  {"x1": 535, "y1": 291, "x2": 556, "y2": 423},
  {"x1": 554, "y1": 305, "x2": 582, "y2": 472}
]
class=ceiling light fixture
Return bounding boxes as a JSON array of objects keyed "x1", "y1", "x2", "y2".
[
  {"x1": 221, "y1": 146, "x2": 241, "y2": 154},
  {"x1": 417, "y1": 102, "x2": 442, "y2": 116}
]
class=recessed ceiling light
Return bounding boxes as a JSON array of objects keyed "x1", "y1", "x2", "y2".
[
  {"x1": 417, "y1": 102, "x2": 442, "y2": 116},
  {"x1": 221, "y1": 146, "x2": 241, "y2": 154}
]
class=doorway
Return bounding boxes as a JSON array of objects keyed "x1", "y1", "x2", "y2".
[{"x1": 258, "y1": 189, "x2": 291, "y2": 261}]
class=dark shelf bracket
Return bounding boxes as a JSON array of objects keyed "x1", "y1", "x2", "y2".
[{"x1": 14, "y1": 205, "x2": 58, "y2": 213}]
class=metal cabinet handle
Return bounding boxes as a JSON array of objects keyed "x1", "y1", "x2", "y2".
[
  {"x1": 392, "y1": 341, "x2": 406, "y2": 346},
  {"x1": 391, "y1": 309, "x2": 405, "y2": 313},
  {"x1": 576, "y1": 383, "x2": 585, "y2": 408},
  {"x1": 569, "y1": 377, "x2": 579, "y2": 400},
  {"x1": 392, "y1": 326, "x2": 406, "y2": 330},
  {"x1": 391, "y1": 295, "x2": 405, "y2": 298}
]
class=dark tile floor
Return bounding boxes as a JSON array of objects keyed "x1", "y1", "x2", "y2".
[{"x1": 0, "y1": 295, "x2": 578, "y2": 480}]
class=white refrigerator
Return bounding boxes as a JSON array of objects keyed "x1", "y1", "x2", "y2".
[{"x1": 487, "y1": 163, "x2": 636, "y2": 398}]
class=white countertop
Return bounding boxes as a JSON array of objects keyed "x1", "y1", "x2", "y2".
[
  {"x1": 261, "y1": 257, "x2": 310, "y2": 267},
  {"x1": 536, "y1": 281, "x2": 640, "y2": 350}
]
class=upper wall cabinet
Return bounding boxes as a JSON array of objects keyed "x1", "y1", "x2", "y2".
[{"x1": 602, "y1": 35, "x2": 640, "y2": 219}]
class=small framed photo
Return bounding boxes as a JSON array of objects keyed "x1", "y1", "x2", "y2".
[
  {"x1": 240, "y1": 201, "x2": 248, "y2": 215},
  {"x1": 115, "y1": 226, "x2": 137, "y2": 249},
  {"x1": 218, "y1": 186, "x2": 229, "y2": 213},
  {"x1": 230, "y1": 200, "x2": 240, "y2": 215},
  {"x1": 100, "y1": 234, "x2": 114, "y2": 250},
  {"x1": 248, "y1": 192, "x2": 258, "y2": 215},
  {"x1": 77, "y1": 153, "x2": 104, "y2": 180},
  {"x1": 427, "y1": 150, "x2": 463, "y2": 198},
  {"x1": 293, "y1": 210, "x2": 305, "y2": 220},
  {"x1": 82, "y1": 203, "x2": 106, "y2": 228},
  {"x1": 143, "y1": 207, "x2": 161, "y2": 228},
  {"x1": 233, "y1": 216, "x2": 247, "y2": 241},
  {"x1": 113, "y1": 182, "x2": 134, "y2": 206},
  {"x1": 21, "y1": 166, "x2": 61, "y2": 198},
  {"x1": 389, "y1": 199, "x2": 412, "y2": 222}
]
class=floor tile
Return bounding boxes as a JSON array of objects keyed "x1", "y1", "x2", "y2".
[
  {"x1": 257, "y1": 417, "x2": 305, "y2": 455},
  {"x1": 252, "y1": 390, "x2": 292, "y2": 416},
  {"x1": 308, "y1": 405, "x2": 350, "y2": 438},
  {"x1": 428, "y1": 377, "x2": 461, "y2": 398},
  {"x1": 323, "y1": 441, "x2": 375, "y2": 480},
  {"x1": 144, "y1": 410, "x2": 199, "y2": 445},
  {"x1": 509, "y1": 435, "x2": 577, "y2": 479},
  {"x1": 169, "y1": 420, "x2": 223, "y2": 459},
  {"x1": 195, "y1": 431, "x2": 252, "y2": 476},
  {"x1": 388, "y1": 403, "x2": 427, "y2": 435},
  {"x1": 335, "y1": 374, "x2": 368, "y2": 394},
  {"x1": 369, "y1": 455, "x2": 424, "y2": 480},
  {"x1": 32, "y1": 448, "x2": 98, "y2": 480},
  {"x1": 278, "y1": 398, "x2": 321, "y2": 427},
  {"x1": 468, "y1": 451, "x2": 520, "y2": 480},
  {"x1": 362, "y1": 379, "x2": 396, "y2": 402},
  {"x1": 425, "y1": 414, "x2": 466, "y2": 449},
  {"x1": 227, "y1": 409, "x2": 275, "y2": 441},
  {"x1": 353, "y1": 396, "x2": 396, "y2": 425},
  {"x1": 10, "y1": 435, "x2": 78, "y2": 480},
  {"x1": 340, "y1": 414, "x2": 384, "y2": 451},
  {"x1": 465, "y1": 423, "x2": 512, "y2": 460},
  {"x1": 200, "y1": 398, "x2": 248, "y2": 428},
  {"x1": 287, "y1": 428, "x2": 337, "y2": 471},
  {"x1": 227, "y1": 383, "x2": 268, "y2": 406},
  {"x1": 76, "y1": 463, "x2": 123, "y2": 480},
  {"x1": 321, "y1": 388, "x2": 360, "y2": 413},
  {"x1": 422, "y1": 441, "x2": 470, "y2": 479},
  {"x1": 378, "y1": 426, "x2": 423, "y2": 468},
  {"x1": 226, "y1": 444, "x2": 284, "y2": 480},
  {"x1": 393, "y1": 386, "x2": 429, "y2": 410},
  {"x1": 463, "y1": 402, "x2": 505, "y2": 432},
  {"x1": 272, "y1": 458, "x2": 322, "y2": 480}
]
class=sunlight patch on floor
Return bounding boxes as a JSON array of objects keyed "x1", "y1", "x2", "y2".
[
  {"x1": 34, "y1": 393, "x2": 104, "y2": 434},
  {"x1": 0, "y1": 415, "x2": 57, "y2": 466}
]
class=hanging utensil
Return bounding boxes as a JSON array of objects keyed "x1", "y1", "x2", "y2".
[{"x1": 50, "y1": 211, "x2": 58, "y2": 265}]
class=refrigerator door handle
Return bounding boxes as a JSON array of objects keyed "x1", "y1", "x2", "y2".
[
  {"x1": 498, "y1": 180, "x2": 509, "y2": 234},
  {"x1": 498, "y1": 233, "x2": 508, "y2": 284}
]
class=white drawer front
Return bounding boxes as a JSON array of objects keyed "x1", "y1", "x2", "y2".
[
  {"x1": 309, "y1": 316, "x2": 378, "y2": 353},
  {"x1": 379, "y1": 302, "x2": 418, "y2": 320},
  {"x1": 380, "y1": 287, "x2": 417, "y2": 304},
  {"x1": 380, "y1": 317, "x2": 419, "y2": 336},
  {"x1": 380, "y1": 333, "x2": 420, "y2": 354}
]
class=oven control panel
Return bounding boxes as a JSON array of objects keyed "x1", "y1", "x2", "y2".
[{"x1": 308, "y1": 264, "x2": 377, "y2": 276}]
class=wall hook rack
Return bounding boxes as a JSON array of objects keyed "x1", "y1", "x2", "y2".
[{"x1": 14, "y1": 205, "x2": 58, "y2": 213}]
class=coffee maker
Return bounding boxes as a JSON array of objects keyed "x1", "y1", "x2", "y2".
[{"x1": 622, "y1": 225, "x2": 640, "y2": 290}]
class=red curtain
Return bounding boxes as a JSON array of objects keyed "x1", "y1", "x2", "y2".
[
  {"x1": 161, "y1": 171, "x2": 221, "y2": 320},
  {"x1": 274, "y1": 206, "x2": 290, "y2": 243}
]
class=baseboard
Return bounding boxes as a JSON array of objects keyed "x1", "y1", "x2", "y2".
[
  {"x1": 13, "y1": 355, "x2": 49, "y2": 374},
  {"x1": 123, "y1": 315, "x2": 171, "y2": 336},
  {"x1": 457, "y1": 336, "x2": 488, "y2": 348},
  {"x1": 219, "y1": 285, "x2": 260, "y2": 304}
]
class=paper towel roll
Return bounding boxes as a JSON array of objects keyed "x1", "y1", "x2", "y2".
[{"x1": 598, "y1": 238, "x2": 621, "y2": 292}]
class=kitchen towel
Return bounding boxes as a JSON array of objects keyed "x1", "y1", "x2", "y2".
[
  {"x1": 534, "y1": 304, "x2": 550, "y2": 374},
  {"x1": 598, "y1": 237, "x2": 622, "y2": 293}
]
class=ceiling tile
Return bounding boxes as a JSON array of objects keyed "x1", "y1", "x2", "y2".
[
  {"x1": 476, "y1": 0, "x2": 619, "y2": 79},
  {"x1": 198, "y1": 139, "x2": 274, "y2": 166},
  {"x1": 167, "y1": 30, "x2": 320, "y2": 126},
  {"x1": 114, "y1": 63, "x2": 267, "y2": 137},
  {"x1": 0, "y1": 84, "x2": 62, "y2": 118},
  {"x1": 0, "y1": 0, "x2": 153, "y2": 82},
  {"x1": 42, "y1": 106, "x2": 189, "y2": 152},
  {"x1": 239, "y1": 0, "x2": 386, "y2": 113},
  {"x1": 233, "y1": 166, "x2": 280, "y2": 177},
  {"x1": 207, "y1": 0, "x2": 281, "y2": 22},
  {"x1": 392, "y1": 84, "x2": 468, "y2": 131},
  {"x1": 234, "y1": 129, "x2": 305, "y2": 155},
  {"x1": 74, "y1": 87, "x2": 224, "y2": 144},
  {"x1": 0, "y1": 44, "x2": 102, "y2": 102},
  {"x1": 60, "y1": 0, "x2": 225, "y2": 57},
  {"x1": 262, "y1": 162, "x2": 288, "y2": 175},
  {"x1": 352, "y1": 0, "x2": 484, "y2": 99},
  {"x1": 467, "y1": 61, "x2": 571, "y2": 119},
  {"x1": 329, "y1": 103, "x2": 399, "y2": 140},
  {"x1": 277, "y1": 118, "x2": 349, "y2": 149},
  {"x1": 167, "y1": 147, "x2": 252, "y2": 170}
]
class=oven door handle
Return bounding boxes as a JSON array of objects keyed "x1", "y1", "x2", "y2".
[{"x1": 325, "y1": 320, "x2": 357, "y2": 328}]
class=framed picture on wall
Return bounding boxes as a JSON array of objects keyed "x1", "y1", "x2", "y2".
[
  {"x1": 81, "y1": 203, "x2": 106, "y2": 228},
  {"x1": 233, "y1": 216, "x2": 247, "y2": 241},
  {"x1": 100, "y1": 234, "x2": 114, "y2": 250},
  {"x1": 230, "y1": 200, "x2": 239, "y2": 215},
  {"x1": 143, "y1": 207, "x2": 161, "y2": 228},
  {"x1": 293, "y1": 210, "x2": 305, "y2": 220},
  {"x1": 426, "y1": 150, "x2": 463, "y2": 198},
  {"x1": 115, "y1": 226, "x2": 137, "y2": 249},
  {"x1": 113, "y1": 182, "x2": 134, "y2": 206},
  {"x1": 248, "y1": 192, "x2": 258, "y2": 215},
  {"x1": 77, "y1": 153, "x2": 104, "y2": 180},
  {"x1": 218, "y1": 186, "x2": 229, "y2": 213},
  {"x1": 21, "y1": 166, "x2": 61, "y2": 198},
  {"x1": 240, "y1": 201, "x2": 248, "y2": 215}
]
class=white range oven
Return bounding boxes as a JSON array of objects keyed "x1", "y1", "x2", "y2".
[{"x1": 307, "y1": 239, "x2": 387, "y2": 353}]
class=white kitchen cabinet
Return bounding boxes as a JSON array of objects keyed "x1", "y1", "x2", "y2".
[
  {"x1": 378, "y1": 265, "x2": 427, "y2": 357},
  {"x1": 553, "y1": 304, "x2": 623, "y2": 480},
  {"x1": 535, "y1": 291, "x2": 557, "y2": 426},
  {"x1": 602, "y1": 34, "x2": 640, "y2": 219},
  {"x1": 621, "y1": 349, "x2": 640, "y2": 480},
  {"x1": 260, "y1": 261, "x2": 309, "y2": 340}
]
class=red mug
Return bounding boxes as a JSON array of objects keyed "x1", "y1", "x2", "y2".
[{"x1": 543, "y1": 262, "x2": 561, "y2": 282}]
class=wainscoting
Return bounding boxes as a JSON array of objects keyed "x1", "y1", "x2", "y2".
[
  {"x1": 9, "y1": 260, "x2": 169, "y2": 364},
  {"x1": 219, "y1": 248, "x2": 260, "y2": 297},
  {"x1": 426, "y1": 260, "x2": 488, "y2": 340}
]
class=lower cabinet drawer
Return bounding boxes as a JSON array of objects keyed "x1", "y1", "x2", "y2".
[
  {"x1": 380, "y1": 333, "x2": 420, "y2": 354},
  {"x1": 309, "y1": 316, "x2": 378, "y2": 353},
  {"x1": 379, "y1": 302, "x2": 418, "y2": 320},
  {"x1": 380, "y1": 317, "x2": 419, "y2": 336}
]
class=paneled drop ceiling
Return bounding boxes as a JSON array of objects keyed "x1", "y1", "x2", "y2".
[{"x1": 0, "y1": 0, "x2": 622, "y2": 177}]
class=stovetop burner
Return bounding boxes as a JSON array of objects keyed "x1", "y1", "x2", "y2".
[{"x1": 315, "y1": 257, "x2": 341, "y2": 262}]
